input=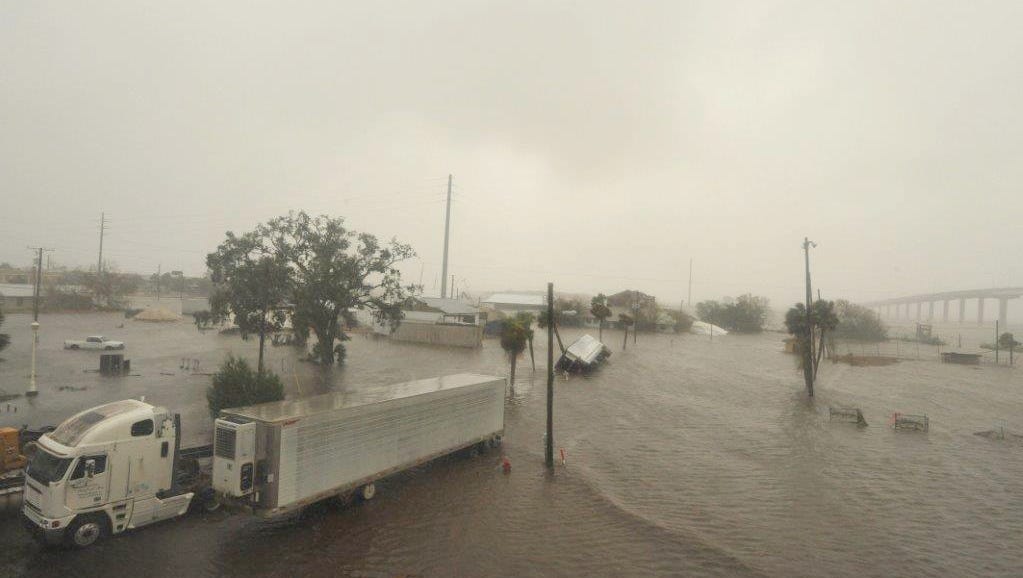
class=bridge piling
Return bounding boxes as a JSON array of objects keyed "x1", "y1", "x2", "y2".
[{"x1": 978, "y1": 298, "x2": 985, "y2": 326}]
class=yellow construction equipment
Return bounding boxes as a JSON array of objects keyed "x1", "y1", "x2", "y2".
[{"x1": 0, "y1": 427, "x2": 27, "y2": 474}]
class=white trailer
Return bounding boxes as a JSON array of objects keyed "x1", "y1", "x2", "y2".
[{"x1": 213, "y1": 373, "x2": 505, "y2": 514}]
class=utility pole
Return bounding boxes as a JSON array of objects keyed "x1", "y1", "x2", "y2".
[
  {"x1": 545, "y1": 282, "x2": 554, "y2": 469},
  {"x1": 156, "y1": 264, "x2": 161, "y2": 301},
  {"x1": 97, "y1": 212, "x2": 106, "y2": 277},
  {"x1": 440, "y1": 174, "x2": 452, "y2": 298},
  {"x1": 31, "y1": 247, "x2": 46, "y2": 322},
  {"x1": 451, "y1": 275, "x2": 455, "y2": 300},
  {"x1": 258, "y1": 260, "x2": 269, "y2": 374},
  {"x1": 633, "y1": 300, "x2": 639, "y2": 344},
  {"x1": 802, "y1": 237, "x2": 817, "y2": 397},
  {"x1": 687, "y1": 258, "x2": 693, "y2": 310},
  {"x1": 995, "y1": 320, "x2": 999, "y2": 365},
  {"x1": 27, "y1": 246, "x2": 52, "y2": 397}
]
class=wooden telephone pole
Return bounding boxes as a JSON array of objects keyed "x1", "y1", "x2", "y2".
[
  {"x1": 545, "y1": 282, "x2": 554, "y2": 469},
  {"x1": 802, "y1": 237, "x2": 817, "y2": 397}
]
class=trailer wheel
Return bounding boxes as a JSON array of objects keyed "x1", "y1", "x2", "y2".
[
  {"x1": 201, "y1": 494, "x2": 222, "y2": 513},
  {"x1": 476, "y1": 441, "x2": 489, "y2": 455},
  {"x1": 359, "y1": 483, "x2": 376, "y2": 501},
  {"x1": 64, "y1": 514, "x2": 108, "y2": 549},
  {"x1": 488, "y1": 435, "x2": 502, "y2": 448}
]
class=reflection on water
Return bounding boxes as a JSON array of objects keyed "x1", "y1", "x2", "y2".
[{"x1": 1, "y1": 313, "x2": 1021, "y2": 577}]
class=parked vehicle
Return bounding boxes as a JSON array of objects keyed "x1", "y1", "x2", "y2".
[
  {"x1": 213, "y1": 373, "x2": 505, "y2": 515},
  {"x1": 63, "y1": 336, "x2": 125, "y2": 350},
  {"x1": 1, "y1": 426, "x2": 56, "y2": 513},
  {"x1": 21, "y1": 400, "x2": 213, "y2": 548},
  {"x1": 556, "y1": 334, "x2": 611, "y2": 373},
  {"x1": 22, "y1": 373, "x2": 505, "y2": 548}
]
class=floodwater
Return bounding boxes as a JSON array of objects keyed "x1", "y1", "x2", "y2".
[{"x1": 1, "y1": 312, "x2": 1021, "y2": 577}]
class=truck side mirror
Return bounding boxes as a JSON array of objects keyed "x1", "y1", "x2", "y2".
[{"x1": 85, "y1": 459, "x2": 96, "y2": 478}]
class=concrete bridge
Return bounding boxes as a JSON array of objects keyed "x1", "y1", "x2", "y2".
[{"x1": 862, "y1": 287, "x2": 1023, "y2": 328}]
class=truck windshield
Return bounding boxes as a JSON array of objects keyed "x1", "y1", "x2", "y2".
[{"x1": 26, "y1": 449, "x2": 73, "y2": 485}]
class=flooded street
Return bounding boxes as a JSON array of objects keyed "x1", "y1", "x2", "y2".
[{"x1": 1, "y1": 312, "x2": 1021, "y2": 577}]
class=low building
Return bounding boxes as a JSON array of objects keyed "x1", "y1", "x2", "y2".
[
  {"x1": 379, "y1": 297, "x2": 485, "y2": 348},
  {"x1": 481, "y1": 292, "x2": 546, "y2": 315},
  {"x1": 0, "y1": 283, "x2": 37, "y2": 312},
  {"x1": 412, "y1": 297, "x2": 484, "y2": 325}
]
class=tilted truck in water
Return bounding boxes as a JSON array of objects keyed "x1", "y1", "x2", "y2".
[{"x1": 20, "y1": 373, "x2": 505, "y2": 548}]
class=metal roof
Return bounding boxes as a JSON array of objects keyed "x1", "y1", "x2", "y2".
[
  {"x1": 482, "y1": 292, "x2": 545, "y2": 307},
  {"x1": 0, "y1": 283, "x2": 36, "y2": 298},
  {"x1": 221, "y1": 373, "x2": 505, "y2": 423},
  {"x1": 417, "y1": 297, "x2": 479, "y2": 315}
]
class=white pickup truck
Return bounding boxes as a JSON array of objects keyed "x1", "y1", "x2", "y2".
[{"x1": 63, "y1": 336, "x2": 125, "y2": 350}]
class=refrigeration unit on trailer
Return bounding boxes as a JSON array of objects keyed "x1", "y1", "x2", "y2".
[
  {"x1": 20, "y1": 400, "x2": 213, "y2": 549},
  {"x1": 213, "y1": 373, "x2": 506, "y2": 515}
]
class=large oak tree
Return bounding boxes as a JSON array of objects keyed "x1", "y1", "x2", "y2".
[{"x1": 208, "y1": 212, "x2": 416, "y2": 366}]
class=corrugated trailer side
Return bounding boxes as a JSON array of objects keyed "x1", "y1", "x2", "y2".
[
  {"x1": 214, "y1": 373, "x2": 505, "y2": 515},
  {"x1": 272, "y1": 376, "x2": 503, "y2": 511}
]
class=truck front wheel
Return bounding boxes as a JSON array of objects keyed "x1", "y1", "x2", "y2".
[
  {"x1": 359, "y1": 483, "x2": 376, "y2": 501},
  {"x1": 64, "y1": 514, "x2": 108, "y2": 549}
]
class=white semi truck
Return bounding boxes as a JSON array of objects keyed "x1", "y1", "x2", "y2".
[
  {"x1": 22, "y1": 373, "x2": 505, "y2": 548},
  {"x1": 20, "y1": 399, "x2": 214, "y2": 548}
]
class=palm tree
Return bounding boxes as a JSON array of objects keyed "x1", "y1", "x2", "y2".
[
  {"x1": 537, "y1": 308, "x2": 566, "y2": 355},
  {"x1": 784, "y1": 300, "x2": 838, "y2": 396},
  {"x1": 590, "y1": 294, "x2": 612, "y2": 342},
  {"x1": 618, "y1": 313, "x2": 633, "y2": 350},
  {"x1": 515, "y1": 312, "x2": 537, "y2": 371},
  {"x1": 500, "y1": 319, "x2": 528, "y2": 386}
]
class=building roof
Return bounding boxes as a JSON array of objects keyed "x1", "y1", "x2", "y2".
[
  {"x1": 0, "y1": 283, "x2": 36, "y2": 298},
  {"x1": 417, "y1": 297, "x2": 479, "y2": 316},
  {"x1": 222, "y1": 373, "x2": 504, "y2": 423},
  {"x1": 401, "y1": 311, "x2": 444, "y2": 324},
  {"x1": 482, "y1": 292, "x2": 545, "y2": 307}
]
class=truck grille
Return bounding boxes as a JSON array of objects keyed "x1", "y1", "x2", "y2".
[{"x1": 214, "y1": 427, "x2": 236, "y2": 459}]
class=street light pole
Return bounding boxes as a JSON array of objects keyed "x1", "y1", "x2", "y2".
[
  {"x1": 26, "y1": 246, "x2": 49, "y2": 397},
  {"x1": 28, "y1": 321, "x2": 39, "y2": 397}
]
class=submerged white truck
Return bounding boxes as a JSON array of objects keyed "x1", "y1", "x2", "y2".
[{"x1": 21, "y1": 373, "x2": 505, "y2": 548}]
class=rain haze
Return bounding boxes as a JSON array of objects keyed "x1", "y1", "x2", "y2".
[
  {"x1": 3, "y1": 3, "x2": 1023, "y2": 578},
  {"x1": 3, "y1": 1, "x2": 1022, "y2": 312}
]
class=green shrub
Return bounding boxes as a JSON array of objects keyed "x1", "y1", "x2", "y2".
[{"x1": 206, "y1": 355, "x2": 284, "y2": 417}]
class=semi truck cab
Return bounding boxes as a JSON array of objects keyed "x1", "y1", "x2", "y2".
[{"x1": 21, "y1": 400, "x2": 195, "y2": 548}]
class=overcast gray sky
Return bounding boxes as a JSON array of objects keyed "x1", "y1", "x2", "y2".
[{"x1": 3, "y1": 1, "x2": 1022, "y2": 312}]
